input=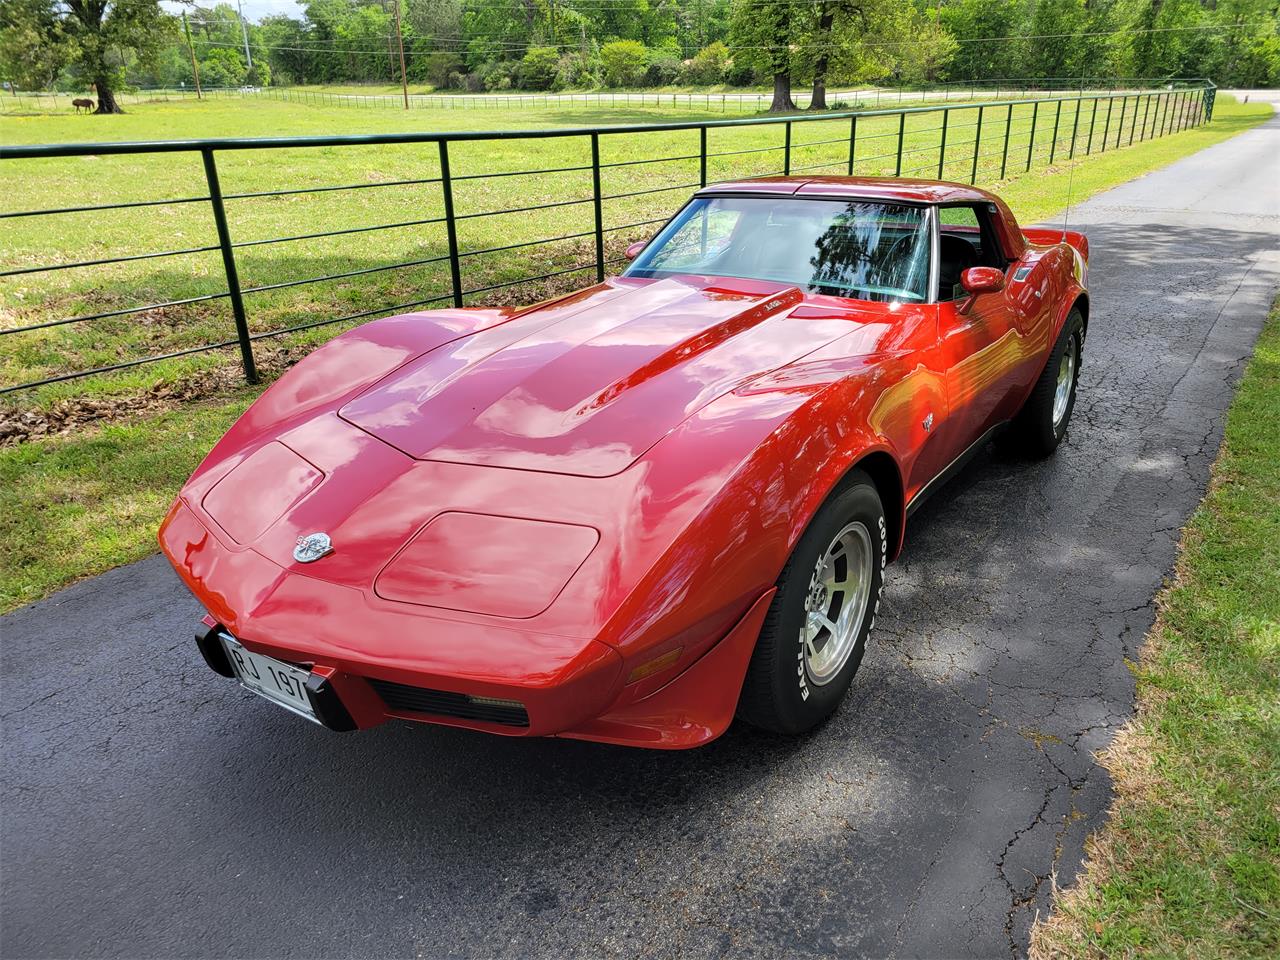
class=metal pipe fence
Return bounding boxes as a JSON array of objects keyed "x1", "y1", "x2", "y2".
[{"x1": 0, "y1": 82, "x2": 1215, "y2": 396}]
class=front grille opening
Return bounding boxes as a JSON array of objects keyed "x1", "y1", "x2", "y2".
[{"x1": 369, "y1": 679, "x2": 529, "y2": 727}]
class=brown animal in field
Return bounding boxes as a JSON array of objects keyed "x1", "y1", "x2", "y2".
[{"x1": 72, "y1": 98, "x2": 95, "y2": 113}]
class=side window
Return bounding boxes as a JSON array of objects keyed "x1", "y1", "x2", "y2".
[{"x1": 937, "y1": 203, "x2": 1007, "y2": 300}]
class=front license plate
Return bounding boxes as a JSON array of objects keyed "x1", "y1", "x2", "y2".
[{"x1": 220, "y1": 634, "x2": 319, "y2": 724}]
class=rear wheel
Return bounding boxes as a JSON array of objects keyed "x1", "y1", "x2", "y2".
[
  {"x1": 1007, "y1": 309, "x2": 1083, "y2": 457},
  {"x1": 737, "y1": 473, "x2": 886, "y2": 735}
]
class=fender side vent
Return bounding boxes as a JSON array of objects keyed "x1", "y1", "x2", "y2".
[{"x1": 368, "y1": 679, "x2": 529, "y2": 727}]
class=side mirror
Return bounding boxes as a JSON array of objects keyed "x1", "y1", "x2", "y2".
[
  {"x1": 956, "y1": 266, "x2": 1005, "y2": 314},
  {"x1": 624, "y1": 241, "x2": 647, "y2": 260},
  {"x1": 960, "y1": 266, "x2": 1005, "y2": 295}
]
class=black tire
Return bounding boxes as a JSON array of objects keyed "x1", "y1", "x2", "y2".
[
  {"x1": 737, "y1": 472, "x2": 886, "y2": 735},
  {"x1": 1006, "y1": 309, "x2": 1084, "y2": 458}
]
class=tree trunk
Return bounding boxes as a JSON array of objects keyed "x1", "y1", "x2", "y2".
[
  {"x1": 810, "y1": 65, "x2": 828, "y2": 110},
  {"x1": 770, "y1": 71, "x2": 796, "y2": 112},
  {"x1": 809, "y1": 7, "x2": 835, "y2": 110},
  {"x1": 94, "y1": 78, "x2": 124, "y2": 114}
]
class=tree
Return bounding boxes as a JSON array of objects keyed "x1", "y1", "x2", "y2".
[
  {"x1": 0, "y1": 0, "x2": 70, "y2": 91},
  {"x1": 729, "y1": 0, "x2": 802, "y2": 110},
  {"x1": 600, "y1": 39, "x2": 649, "y2": 86},
  {"x1": 62, "y1": 0, "x2": 176, "y2": 112},
  {"x1": 200, "y1": 46, "x2": 246, "y2": 86}
]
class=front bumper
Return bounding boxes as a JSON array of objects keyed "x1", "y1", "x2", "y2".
[{"x1": 166, "y1": 498, "x2": 771, "y2": 749}]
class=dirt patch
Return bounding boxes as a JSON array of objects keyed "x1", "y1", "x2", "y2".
[{"x1": 0, "y1": 343, "x2": 311, "y2": 446}]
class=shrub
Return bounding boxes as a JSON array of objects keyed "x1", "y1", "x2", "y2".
[
  {"x1": 683, "y1": 41, "x2": 729, "y2": 85},
  {"x1": 599, "y1": 40, "x2": 648, "y2": 87},
  {"x1": 420, "y1": 51, "x2": 464, "y2": 88},
  {"x1": 477, "y1": 61, "x2": 515, "y2": 91},
  {"x1": 554, "y1": 51, "x2": 599, "y2": 90},
  {"x1": 646, "y1": 49, "x2": 681, "y2": 86},
  {"x1": 519, "y1": 46, "x2": 559, "y2": 90}
]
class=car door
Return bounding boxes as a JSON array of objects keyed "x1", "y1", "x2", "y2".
[{"x1": 934, "y1": 203, "x2": 1026, "y2": 450}]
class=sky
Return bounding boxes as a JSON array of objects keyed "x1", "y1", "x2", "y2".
[{"x1": 161, "y1": 0, "x2": 304, "y2": 24}]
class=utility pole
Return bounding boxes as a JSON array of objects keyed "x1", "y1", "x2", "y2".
[
  {"x1": 235, "y1": 0, "x2": 252, "y2": 74},
  {"x1": 182, "y1": 12, "x2": 203, "y2": 99},
  {"x1": 387, "y1": 0, "x2": 409, "y2": 109}
]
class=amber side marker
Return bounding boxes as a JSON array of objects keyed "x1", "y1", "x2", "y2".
[{"x1": 628, "y1": 647, "x2": 684, "y2": 684}]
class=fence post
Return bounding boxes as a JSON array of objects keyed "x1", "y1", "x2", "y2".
[
  {"x1": 1000, "y1": 103, "x2": 1013, "y2": 178},
  {"x1": 1100, "y1": 97, "x2": 1114, "y2": 153},
  {"x1": 1086, "y1": 97, "x2": 1100, "y2": 153},
  {"x1": 1139, "y1": 94, "x2": 1152, "y2": 142},
  {"x1": 1114, "y1": 96, "x2": 1127, "y2": 150},
  {"x1": 894, "y1": 112, "x2": 906, "y2": 176},
  {"x1": 1068, "y1": 96, "x2": 1082, "y2": 159},
  {"x1": 200, "y1": 150, "x2": 257, "y2": 384},
  {"x1": 971, "y1": 105, "x2": 984, "y2": 183},
  {"x1": 437, "y1": 140, "x2": 463, "y2": 308},
  {"x1": 784, "y1": 121, "x2": 792, "y2": 175},
  {"x1": 1048, "y1": 99, "x2": 1062, "y2": 165},
  {"x1": 937, "y1": 108, "x2": 950, "y2": 178},
  {"x1": 847, "y1": 114, "x2": 857, "y2": 175},
  {"x1": 1025, "y1": 100, "x2": 1039, "y2": 171},
  {"x1": 591, "y1": 133, "x2": 605, "y2": 282},
  {"x1": 699, "y1": 126, "x2": 707, "y2": 187}
]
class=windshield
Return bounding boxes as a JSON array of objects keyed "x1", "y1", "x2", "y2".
[{"x1": 624, "y1": 196, "x2": 932, "y2": 303}]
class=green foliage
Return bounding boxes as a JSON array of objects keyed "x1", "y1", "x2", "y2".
[
  {"x1": 600, "y1": 39, "x2": 650, "y2": 87},
  {"x1": 554, "y1": 50, "x2": 600, "y2": 89},
  {"x1": 646, "y1": 44, "x2": 684, "y2": 86},
  {"x1": 683, "y1": 40, "x2": 730, "y2": 84},
  {"x1": 200, "y1": 46, "x2": 246, "y2": 88},
  {"x1": 519, "y1": 45, "x2": 559, "y2": 91},
  {"x1": 0, "y1": 0, "x2": 70, "y2": 90},
  {"x1": 9, "y1": 0, "x2": 1278, "y2": 97}
]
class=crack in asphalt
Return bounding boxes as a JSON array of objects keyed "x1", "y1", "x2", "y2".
[{"x1": 2, "y1": 114, "x2": 1278, "y2": 959}]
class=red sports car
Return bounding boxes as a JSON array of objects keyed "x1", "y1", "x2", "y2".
[{"x1": 160, "y1": 176, "x2": 1088, "y2": 749}]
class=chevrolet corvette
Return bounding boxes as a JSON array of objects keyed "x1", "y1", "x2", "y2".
[{"x1": 159, "y1": 176, "x2": 1089, "y2": 748}]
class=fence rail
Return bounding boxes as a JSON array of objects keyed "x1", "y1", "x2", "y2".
[{"x1": 0, "y1": 81, "x2": 1216, "y2": 396}]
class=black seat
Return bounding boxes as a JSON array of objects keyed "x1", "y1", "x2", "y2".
[{"x1": 938, "y1": 234, "x2": 978, "y2": 300}]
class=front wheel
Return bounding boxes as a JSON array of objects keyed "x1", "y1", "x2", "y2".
[
  {"x1": 737, "y1": 473, "x2": 886, "y2": 735},
  {"x1": 1007, "y1": 309, "x2": 1083, "y2": 457}
]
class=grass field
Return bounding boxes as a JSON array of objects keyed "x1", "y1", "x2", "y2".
[
  {"x1": 1033, "y1": 300, "x2": 1280, "y2": 959},
  {"x1": 1, "y1": 88, "x2": 1223, "y2": 411},
  {"x1": 0, "y1": 93, "x2": 1272, "y2": 612}
]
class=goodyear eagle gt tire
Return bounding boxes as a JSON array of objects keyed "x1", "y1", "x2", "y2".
[{"x1": 737, "y1": 472, "x2": 886, "y2": 735}]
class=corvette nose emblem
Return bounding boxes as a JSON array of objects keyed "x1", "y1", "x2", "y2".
[
  {"x1": 293, "y1": 532, "x2": 334, "y2": 563},
  {"x1": 922, "y1": 412, "x2": 934, "y2": 433}
]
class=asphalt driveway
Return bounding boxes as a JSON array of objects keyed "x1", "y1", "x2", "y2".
[{"x1": 3, "y1": 113, "x2": 1278, "y2": 960}]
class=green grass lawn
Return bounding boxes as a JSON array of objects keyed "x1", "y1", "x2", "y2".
[
  {"x1": 1033, "y1": 300, "x2": 1280, "y2": 959},
  {"x1": 0, "y1": 92, "x2": 1272, "y2": 611}
]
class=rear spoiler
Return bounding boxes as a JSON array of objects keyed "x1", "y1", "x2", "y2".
[{"x1": 1022, "y1": 227, "x2": 1089, "y2": 263}]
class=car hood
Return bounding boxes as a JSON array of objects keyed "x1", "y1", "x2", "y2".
[{"x1": 337, "y1": 277, "x2": 845, "y2": 477}]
